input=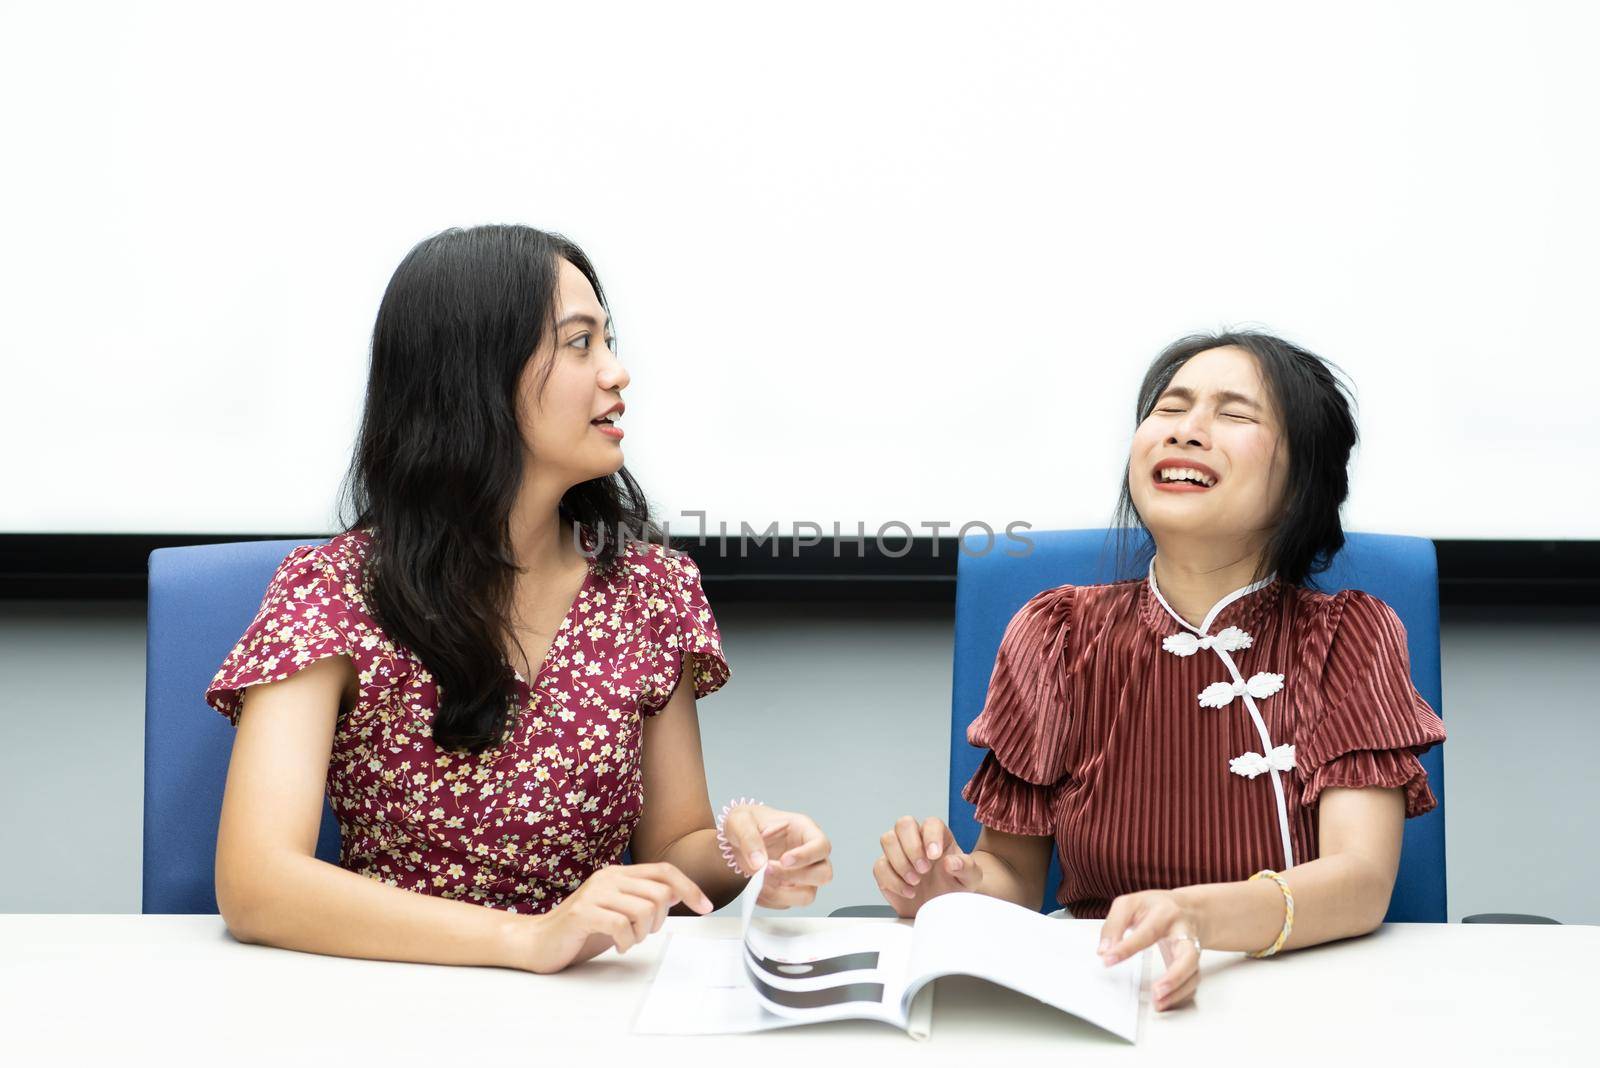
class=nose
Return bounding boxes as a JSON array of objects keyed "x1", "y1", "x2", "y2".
[
  {"x1": 1168, "y1": 406, "x2": 1211, "y2": 449},
  {"x1": 598, "y1": 345, "x2": 630, "y2": 393}
]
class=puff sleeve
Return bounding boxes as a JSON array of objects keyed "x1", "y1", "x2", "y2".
[
  {"x1": 1299, "y1": 590, "x2": 1447, "y2": 818},
  {"x1": 204, "y1": 543, "x2": 359, "y2": 726},
  {"x1": 959, "y1": 585, "x2": 1076, "y2": 836},
  {"x1": 633, "y1": 544, "x2": 732, "y2": 715}
]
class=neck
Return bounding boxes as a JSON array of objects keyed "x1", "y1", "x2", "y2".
[
  {"x1": 507, "y1": 468, "x2": 578, "y2": 576},
  {"x1": 1150, "y1": 536, "x2": 1272, "y2": 631}
]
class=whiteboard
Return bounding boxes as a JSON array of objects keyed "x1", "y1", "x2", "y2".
[{"x1": 4, "y1": 0, "x2": 1596, "y2": 539}]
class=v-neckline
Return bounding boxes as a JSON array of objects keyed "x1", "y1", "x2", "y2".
[{"x1": 507, "y1": 545, "x2": 605, "y2": 691}]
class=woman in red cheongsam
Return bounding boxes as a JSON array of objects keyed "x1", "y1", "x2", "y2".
[
  {"x1": 873, "y1": 332, "x2": 1445, "y2": 1011},
  {"x1": 209, "y1": 225, "x2": 830, "y2": 974}
]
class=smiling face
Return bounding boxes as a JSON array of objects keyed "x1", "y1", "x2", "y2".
[
  {"x1": 1127, "y1": 345, "x2": 1289, "y2": 547},
  {"x1": 517, "y1": 257, "x2": 630, "y2": 484}
]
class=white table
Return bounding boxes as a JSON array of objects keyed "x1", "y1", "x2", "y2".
[{"x1": 1, "y1": 915, "x2": 1591, "y2": 1065}]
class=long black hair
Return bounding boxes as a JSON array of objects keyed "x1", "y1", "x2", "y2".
[
  {"x1": 340, "y1": 224, "x2": 659, "y2": 754},
  {"x1": 1111, "y1": 330, "x2": 1358, "y2": 588}
]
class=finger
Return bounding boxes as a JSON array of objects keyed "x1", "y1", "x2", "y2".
[
  {"x1": 776, "y1": 818, "x2": 830, "y2": 869},
  {"x1": 1110, "y1": 907, "x2": 1171, "y2": 962},
  {"x1": 771, "y1": 859, "x2": 833, "y2": 889},
  {"x1": 873, "y1": 856, "x2": 917, "y2": 900},
  {"x1": 1098, "y1": 895, "x2": 1139, "y2": 959},
  {"x1": 759, "y1": 883, "x2": 818, "y2": 909},
  {"x1": 944, "y1": 851, "x2": 983, "y2": 889},
  {"x1": 613, "y1": 892, "x2": 656, "y2": 946},
  {"x1": 1155, "y1": 967, "x2": 1200, "y2": 1012},
  {"x1": 594, "y1": 907, "x2": 636, "y2": 953},
  {"x1": 1154, "y1": 936, "x2": 1199, "y2": 993},
  {"x1": 759, "y1": 870, "x2": 806, "y2": 893},
  {"x1": 879, "y1": 829, "x2": 921, "y2": 885},
  {"x1": 618, "y1": 879, "x2": 673, "y2": 933},
  {"x1": 722, "y1": 807, "x2": 769, "y2": 874},
  {"x1": 894, "y1": 816, "x2": 929, "y2": 874},
  {"x1": 619, "y1": 876, "x2": 673, "y2": 906},
  {"x1": 1157, "y1": 926, "x2": 1199, "y2": 965},
  {"x1": 634, "y1": 861, "x2": 714, "y2": 914},
  {"x1": 920, "y1": 817, "x2": 949, "y2": 861},
  {"x1": 606, "y1": 887, "x2": 660, "y2": 944}
]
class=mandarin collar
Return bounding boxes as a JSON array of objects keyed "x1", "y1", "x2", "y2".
[{"x1": 1138, "y1": 559, "x2": 1283, "y2": 638}]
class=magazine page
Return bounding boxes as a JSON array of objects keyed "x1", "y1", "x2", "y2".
[
  {"x1": 902, "y1": 890, "x2": 1143, "y2": 1043},
  {"x1": 634, "y1": 869, "x2": 915, "y2": 1034},
  {"x1": 740, "y1": 875, "x2": 916, "y2": 1027}
]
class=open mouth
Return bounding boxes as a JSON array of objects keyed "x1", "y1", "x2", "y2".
[{"x1": 1152, "y1": 463, "x2": 1219, "y2": 491}]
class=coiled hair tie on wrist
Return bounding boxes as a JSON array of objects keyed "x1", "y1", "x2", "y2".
[{"x1": 714, "y1": 797, "x2": 765, "y2": 874}]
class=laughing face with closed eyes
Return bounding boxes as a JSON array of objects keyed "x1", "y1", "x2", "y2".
[{"x1": 1127, "y1": 344, "x2": 1289, "y2": 547}]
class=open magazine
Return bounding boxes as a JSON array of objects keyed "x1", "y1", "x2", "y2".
[{"x1": 634, "y1": 869, "x2": 1143, "y2": 1042}]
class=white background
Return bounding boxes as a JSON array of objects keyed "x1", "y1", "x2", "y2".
[
  {"x1": 4, "y1": 0, "x2": 1597, "y2": 538},
  {"x1": 3, "y1": 1, "x2": 1598, "y2": 931}
]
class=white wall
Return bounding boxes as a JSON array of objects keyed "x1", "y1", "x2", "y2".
[
  {"x1": 3, "y1": 600, "x2": 1595, "y2": 925},
  {"x1": 3, "y1": 0, "x2": 1595, "y2": 928},
  {"x1": 4, "y1": 0, "x2": 1600, "y2": 538}
]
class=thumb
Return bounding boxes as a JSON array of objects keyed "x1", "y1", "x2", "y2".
[{"x1": 943, "y1": 843, "x2": 983, "y2": 889}]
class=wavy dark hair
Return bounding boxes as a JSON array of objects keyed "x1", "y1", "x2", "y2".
[
  {"x1": 1111, "y1": 330, "x2": 1358, "y2": 588},
  {"x1": 340, "y1": 224, "x2": 659, "y2": 754}
]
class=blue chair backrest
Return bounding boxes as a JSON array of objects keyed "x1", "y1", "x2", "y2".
[
  {"x1": 143, "y1": 540, "x2": 342, "y2": 913},
  {"x1": 947, "y1": 530, "x2": 1447, "y2": 923}
]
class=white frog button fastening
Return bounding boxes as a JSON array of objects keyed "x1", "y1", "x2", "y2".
[
  {"x1": 1149, "y1": 562, "x2": 1297, "y2": 869},
  {"x1": 1198, "y1": 672, "x2": 1285, "y2": 710}
]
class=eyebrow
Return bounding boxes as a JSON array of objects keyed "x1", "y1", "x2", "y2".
[
  {"x1": 1157, "y1": 386, "x2": 1262, "y2": 410},
  {"x1": 555, "y1": 312, "x2": 613, "y2": 331}
]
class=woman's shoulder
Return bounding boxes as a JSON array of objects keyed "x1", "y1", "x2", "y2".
[
  {"x1": 998, "y1": 577, "x2": 1129, "y2": 646},
  {"x1": 1277, "y1": 584, "x2": 1421, "y2": 681},
  {"x1": 612, "y1": 534, "x2": 704, "y2": 592},
  {"x1": 293, "y1": 527, "x2": 373, "y2": 574},
  {"x1": 1009, "y1": 576, "x2": 1143, "y2": 625},
  {"x1": 206, "y1": 529, "x2": 388, "y2": 724},
  {"x1": 1283, "y1": 583, "x2": 1406, "y2": 636},
  {"x1": 602, "y1": 532, "x2": 729, "y2": 703},
  {"x1": 274, "y1": 528, "x2": 378, "y2": 612},
  {"x1": 250, "y1": 531, "x2": 401, "y2": 666}
]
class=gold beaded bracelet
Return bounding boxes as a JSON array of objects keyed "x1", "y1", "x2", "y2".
[{"x1": 1248, "y1": 869, "x2": 1295, "y2": 958}]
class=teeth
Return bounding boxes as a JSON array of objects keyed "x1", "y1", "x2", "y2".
[{"x1": 1159, "y1": 466, "x2": 1215, "y2": 487}]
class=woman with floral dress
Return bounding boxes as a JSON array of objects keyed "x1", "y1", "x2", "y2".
[
  {"x1": 208, "y1": 225, "x2": 831, "y2": 974},
  {"x1": 873, "y1": 331, "x2": 1445, "y2": 1011}
]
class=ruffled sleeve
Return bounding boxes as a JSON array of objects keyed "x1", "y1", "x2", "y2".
[
  {"x1": 631, "y1": 543, "x2": 732, "y2": 715},
  {"x1": 204, "y1": 543, "x2": 358, "y2": 726},
  {"x1": 1299, "y1": 590, "x2": 1447, "y2": 818},
  {"x1": 959, "y1": 585, "x2": 1075, "y2": 836}
]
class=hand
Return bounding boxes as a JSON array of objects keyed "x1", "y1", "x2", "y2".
[
  {"x1": 1098, "y1": 889, "x2": 1202, "y2": 1012},
  {"x1": 873, "y1": 816, "x2": 982, "y2": 918},
  {"x1": 511, "y1": 862, "x2": 713, "y2": 974},
  {"x1": 720, "y1": 804, "x2": 834, "y2": 909}
]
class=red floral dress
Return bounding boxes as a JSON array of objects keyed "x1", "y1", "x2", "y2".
[{"x1": 206, "y1": 528, "x2": 730, "y2": 914}]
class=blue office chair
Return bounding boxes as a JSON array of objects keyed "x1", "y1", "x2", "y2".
[
  {"x1": 143, "y1": 540, "x2": 341, "y2": 913},
  {"x1": 945, "y1": 529, "x2": 1447, "y2": 922}
]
